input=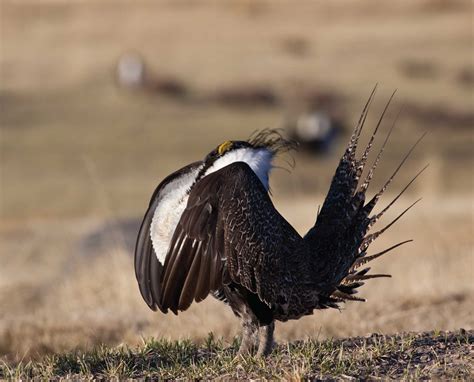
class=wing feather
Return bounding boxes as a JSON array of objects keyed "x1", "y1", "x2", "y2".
[
  {"x1": 134, "y1": 162, "x2": 201, "y2": 312},
  {"x1": 159, "y1": 162, "x2": 302, "y2": 313}
]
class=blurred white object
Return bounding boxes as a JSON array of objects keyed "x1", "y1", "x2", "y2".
[
  {"x1": 116, "y1": 53, "x2": 146, "y2": 88},
  {"x1": 288, "y1": 111, "x2": 340, "y2": 154},
  {"x1": 295, "y1": 112, "x2": 332, "y2": 141}
]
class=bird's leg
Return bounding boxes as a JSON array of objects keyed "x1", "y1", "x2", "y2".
[
  {"x1": 256, "y1": 321, "x2": 275, "y2": 356},
  {"x1": 237, "y1": 315, "x2": 258, "y2": 355}
]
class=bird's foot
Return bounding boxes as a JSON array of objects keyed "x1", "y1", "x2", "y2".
[
  {"x1": 256, "y1": 321, "x2": 275, "y2": 356},
  {"x1": 237, "y1": 320, "x2": 258, "y2": 356}
]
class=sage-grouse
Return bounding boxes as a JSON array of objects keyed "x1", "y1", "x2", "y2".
[{"x1": 135, "y1": 89, "x2": 425, "y2": 356}]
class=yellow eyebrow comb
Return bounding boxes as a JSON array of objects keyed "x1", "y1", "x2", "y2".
[{"x1": 217, "y1": 140, "x2": 233, "y2": 155}]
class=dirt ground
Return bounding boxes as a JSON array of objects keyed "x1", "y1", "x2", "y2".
[{"x1": 0, "y1": 0, "x2": 473, "y2": 362}]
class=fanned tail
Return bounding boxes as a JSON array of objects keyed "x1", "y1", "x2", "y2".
[{"x1": 304, "y1": 88, "x2": 426, "y2": 308}]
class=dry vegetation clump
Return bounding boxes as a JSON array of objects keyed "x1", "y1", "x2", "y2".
[{"x1": 1, "y1": 330, "x2": 472, "y2": 380}]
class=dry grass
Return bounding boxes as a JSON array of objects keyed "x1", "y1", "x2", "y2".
[
  {"x1": 2, "y1": 330, "x2": 472, "y2": 380},
  {"x1": 1, "y1": 193, "x2": 472, "y2": 362},
  {"x1": 0, "y1": 0, "x2": 473, "y2": 371},
  {"x1": 1, "y1": 0, "x2": 473, "y2": 218}
]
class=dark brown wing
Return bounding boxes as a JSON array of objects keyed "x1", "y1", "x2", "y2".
[
  {"x1": 160, "y1": 162, "x2": 302, "y2": 314},
  {"x1": 134, "y1": 161, "x2": 202, "y2": 312}
]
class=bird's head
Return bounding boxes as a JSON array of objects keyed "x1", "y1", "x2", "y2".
[{"x1": 199, "y1": 129, "x2": 296, "y2": 190}]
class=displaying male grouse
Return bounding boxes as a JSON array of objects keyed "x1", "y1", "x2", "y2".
[{"x1": 135, "y1": 88, "x2": 425, "y2": 356}]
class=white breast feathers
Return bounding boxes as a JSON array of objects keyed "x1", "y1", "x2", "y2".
[
  {"x1": 150, "y1": 166, "x2": 201, "y2": 264},
  {"x1": 150, "y1": 147, "x2": 273, "y2": 265},
  {"x1": 204, "y1": 147, "x2": 273, "y2": 190}
]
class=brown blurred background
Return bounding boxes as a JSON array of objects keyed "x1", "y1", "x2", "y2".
[{"x1": 0, "y1": 0, "x2": 472, "y2": 361}]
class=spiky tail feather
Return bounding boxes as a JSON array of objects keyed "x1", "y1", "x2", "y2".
[{"x1": 305, "y1": 86, "x2": 426, "y2": 308}]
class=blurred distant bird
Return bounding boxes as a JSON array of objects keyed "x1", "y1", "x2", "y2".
[
  {"x1": 135, "y1": 88, "x2": 425, "y2": 356},
  {"x1": 287, "y1": 110, "x2": 341, "y2": 153},
  {"x1": 116, "y1": 53, "x2": 146, "y2": 88},
  {"x1": 115, "y1": 52, "x2": 187, "y2": 97}
]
